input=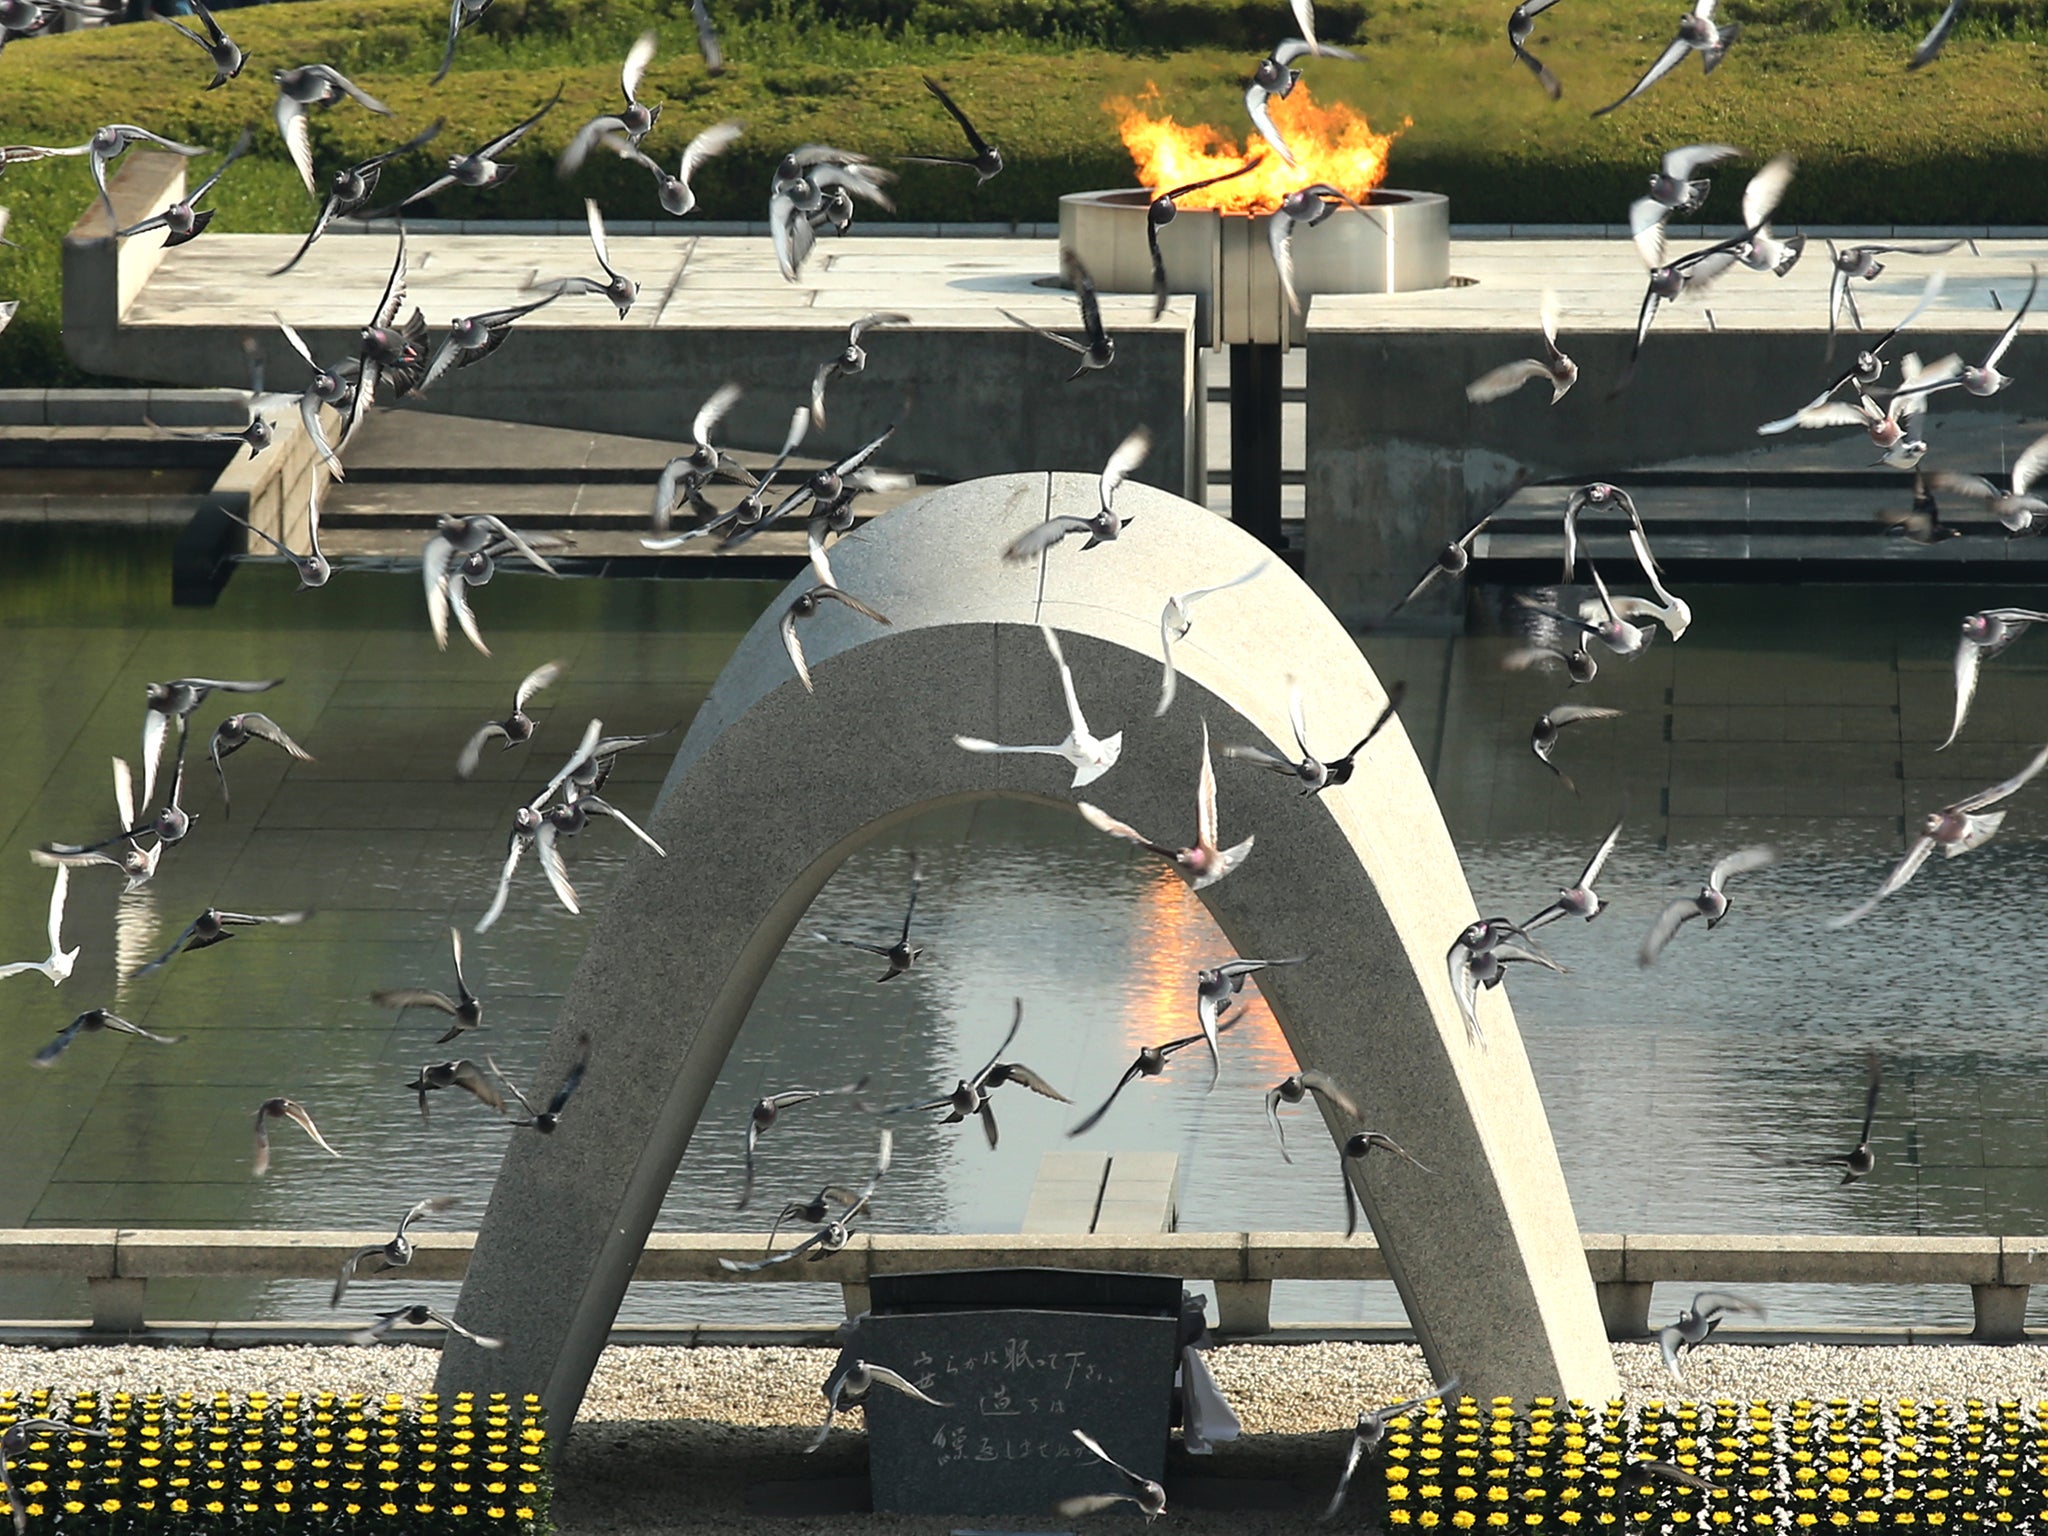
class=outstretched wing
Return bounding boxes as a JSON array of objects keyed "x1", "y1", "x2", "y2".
[
  {"x1": 619, "y1": 29, "x2": 658, "y2": 99},
  {"x1": 1465, "y1": 357, "x2": 1550, "y2": 404},
  {"x1": 1056, "y1": 1494, "x2": 1137, "y2": 1517},
  {"x1": 921, "y1": 75, "x2": 992, "y2": 157},
  {"x1": 690, "y1": 0, "x2": 724, "y2": 72},
  {"x1": 514, "y1": 659, "x2": 564, "y2": 713},
  {"x1": 779, "y1": 607, "x2": 814, "y2": 693},
  {"x1": 1270, "y1": 210, "x2": 1302, "y2": 316},
  {"x1": 1578, "y1": 815, "x2": 1625, "y2": 887},
  {"x1": 1193, "y1": 718, "x2": 1221, "y2": 850},
  {"x1": 533, "y1": 824, "x2": 580, "y2": 913},
  {"x1": 283, "y1": 1099, "x2": 341, "y2": 1157},
  {"x1": 1076, "y1": 802, "x2": 1171, "y2": 857},
  {"x1": 1003, "y1": 515, "x2": 1094, "y2": 563},
  {"x1": 480, "y1": 86, "x2": 565, "y2": 159},
  {"x1": 578, "y1": 793, "x2": 668, "y2": 855},
  {"x1": 1708, "y1": 845, "x2": 1776, "y2": 890},
  {"x1": 1099, "y1": 425, "x2": 1152, "y2": 511},
  {"x1": 476, "y1": 835, "x2": 526, "y2": 933},
  {"x1": 1933, "y1": 634, "x2": 1982, "y2": 753},
  {"x1": 1739, "y1": 154, "x2": 1795, "y2": 235},
  {"x1": 679, "y1": 118, "x2": 743, "y2": 187},
  {"x1": 1244, "y1": 83, "x2": 1296, "y2": 166},
  {"x1": 275, "y1": 95, "x2": 317, "y2": 197},
  {"x1": 132, "y1": 916, "x2": 203, "y2": 979},
  {"x1": 1906, "y1": 0, "x2": 1965, "y2": 69},
  {"x1": 1325, "y1": 1431, "x2": 1368, "y2": 1520},
  {"x1": 1222, "y1": 742, "x2": 1293, "y2": 772},
  {"x1": 1825, "y1": 836, "x2": 1936, "y2": 929},
  {"x1": 692, "y1": 381, "x2": 741, "y2": 452},
  {"x1": 433, "y1": 0, "x2": 467, "y2": 83},
  {"x1": 864, "y1": 1362, "x2": 950, "y2": 1407},
  {"x1": 239, "y1": 713, "x2": 313, "y2": 760},
  {"x1": 1953, "y1": 739, "x2": 2048, "y2": 812},
  {"x1": 1069, "y1": 1060, "x2": 1146, "y2": 1137},
  {"x1": 1591, "y1": 37, "x2": 1690, "y2": 117},
  {"x1": 1638, "y1": 899, "x2": 1699, "y2": 966},
  {"x1": 2010, "y1": 431, "x2": 2048, "y2": 499}
]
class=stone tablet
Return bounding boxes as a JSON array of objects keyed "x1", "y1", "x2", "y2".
[{"x1": 859, "y1": 1307, "x2": 1179, "y2": 1516}]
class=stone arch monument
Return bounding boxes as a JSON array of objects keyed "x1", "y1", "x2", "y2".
[{"x1": 437, "y1": 473, "x2": 1619, "y2": 1431}]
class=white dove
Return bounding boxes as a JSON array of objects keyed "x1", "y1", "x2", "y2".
[
  {"x1": 956, "y1": 624, "x2": 1123, "y2": 788},
  {"x1": 0, "y1": 864, "x2": 79, "y2": 985}
]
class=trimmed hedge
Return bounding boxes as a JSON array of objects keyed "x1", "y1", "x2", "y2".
[
  {"x1": 720, "y1": 0, "x2": 1372, "y2": 49},
  {"x1": 0, "y1": 1389, "x2": 549, "y2": 1534},
  {"x1": 1726, "y1": 0, "x2": 2048, "y2": 33},
  {"x1": 5, "y1": 22, "x2": 2046, "y2": 228},
  {"x1": 3, "y1": 0, "x2": 2047, "y2": 382}
]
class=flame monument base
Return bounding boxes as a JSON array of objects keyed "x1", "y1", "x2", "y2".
[
  {"x1": 1057, "y1": 187, "x2": 1450, "y2": 352},
  {"x1": 1058, "y1": 187, "x2": 1449, "y2": 549}
]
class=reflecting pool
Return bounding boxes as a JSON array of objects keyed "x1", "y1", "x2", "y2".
[{"x1": 3, "y1": 526, "x2": 2047, "y2": 1333}]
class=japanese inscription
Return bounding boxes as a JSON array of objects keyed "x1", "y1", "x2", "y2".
[{"x1": 862, "y1": 1307, "x2": 1177, "y2": 1516}]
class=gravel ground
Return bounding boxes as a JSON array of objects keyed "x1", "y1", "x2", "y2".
[{"x1": 6, "y1": 1341, "x2": 2048, "y2": 1532}]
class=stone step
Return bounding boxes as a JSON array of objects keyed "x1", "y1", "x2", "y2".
[
  {"x1": 1491, "y1": 482, "x2": 2016, "y2": 532},
  {"x1": 1472, "y1": 529, "x2": 2048, "y2": 580},
  {"x1": 308, "y1": 400, "x2": 931, "y2": 572}
]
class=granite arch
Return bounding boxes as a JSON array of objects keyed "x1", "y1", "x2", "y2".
[{"x1": 439, "y1": 473, "x2": 1620, "y2": 1432}]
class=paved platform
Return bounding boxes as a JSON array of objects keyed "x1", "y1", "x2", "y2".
[{"x1": 63, "y1": 156, "x2": 1202, "y2": 500}]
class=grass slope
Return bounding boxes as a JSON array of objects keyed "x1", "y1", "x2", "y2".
[{"x1": 0, "y1": 0, "x2": 2044, "y2": 382}]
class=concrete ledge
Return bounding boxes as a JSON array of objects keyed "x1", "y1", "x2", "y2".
[
  {"x1": 1244, "y1": 1231, "x2": 1388, "y2": 1282},
  {"x1": 62, "y1": 151, "x2": 187, "y2": 374},
  {"x1": 1581, "y1": 1234, "x2": 1627, "y2": 1283},
  {"x1": 144, "y1": 389, "x2": 253, "y2": 429},
  {"x1": 0, "y1": 1229, "x2": 119, "y2": 1273},
  {"x1": 0, "y1": 1229, "x2": 2036, "y2": 1287},
  {"x1": 1623, "y1": 1233, "x2": 2004, "y2": 1286},
  {"x1": 0, "y1": 1318, "x2": 2029, "y2": 1351},
  {"x1": 173, "y1": 392, "x2": 327, "y2": 605},
  {"x1": 315, "y1": 220, "x2": 1067, "y2": 239},
  {"x1": 111, "y1": 1228, "x2": 474, "y2": 1282},
  {"x1": 0, "y1": 390, "x2": 51, "y2": 426},
  {"x1": 3, "y1": 1231, "x2": 2041, "y2": 1341}
]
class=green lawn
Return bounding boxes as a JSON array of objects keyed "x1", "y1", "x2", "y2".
[{"x1": 1, "y1": 0, "x2": 2044, "y2": 382}]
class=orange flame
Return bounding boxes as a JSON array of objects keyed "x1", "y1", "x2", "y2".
[{"x1": 1109, "y1": 81, "x2": 1401, "y2": 215}]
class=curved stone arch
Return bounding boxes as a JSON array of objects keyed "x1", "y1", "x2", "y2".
[{"x1": 439, "y1": 473, "x2": 1618, "y2": 1430}]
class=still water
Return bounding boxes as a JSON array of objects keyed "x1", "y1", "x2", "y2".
[{"x1": 4, "y1": 527, "x2": 2048, "y2": 1333}]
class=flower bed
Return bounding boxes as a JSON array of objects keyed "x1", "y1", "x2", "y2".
[
  {"x1": 0, "y1": 1389, "x2": 549, "y2": 1534},
  {"x1": 1381, "y1": 1394, "x2": 2048, "y2": 1528}
]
